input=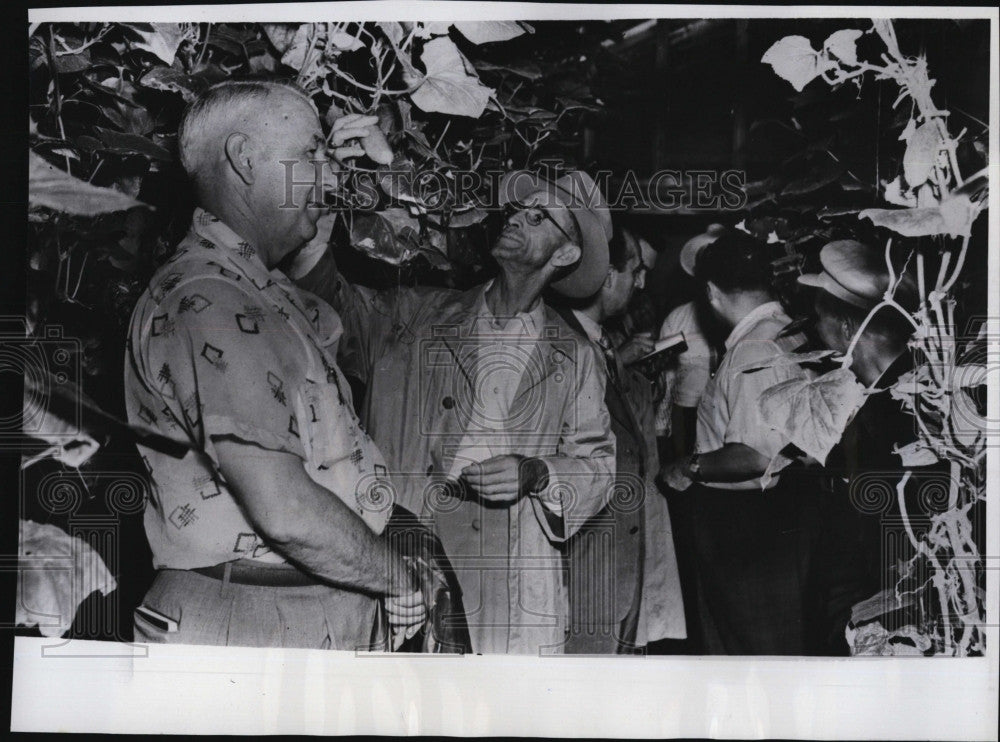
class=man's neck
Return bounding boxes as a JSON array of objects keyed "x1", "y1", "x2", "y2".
[
  {"x1": 486, "y1": 268, "x2": 547, "y2": 317},
  {"x1": 576, "y1": 301, "x2": 606, "y2": 327},
  {"x1": 202, "y1": 191, "x2": 272, "y2": 267},
  {"x1": 725, "y1": 291, "x2": 773, "y2": 330}
]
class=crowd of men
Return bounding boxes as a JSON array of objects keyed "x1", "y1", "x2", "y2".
[{"x1": 124, "y1": 80, "x2": 925, "y2": 655}]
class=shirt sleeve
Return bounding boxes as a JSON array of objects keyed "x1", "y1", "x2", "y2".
[
  {"x1": 532, "y1": 339, "x2": 617, "y2": 543},
  {"x1": 138, "y1": 277, "x2": 308, "y2": 465},
  {"x1": 721, "y1": 338, "x2": 804, "y2": 462},
  {"x1": 674, "y1": 355, "x2": 711, "y2": 408}
]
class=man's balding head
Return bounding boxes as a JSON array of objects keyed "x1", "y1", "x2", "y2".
[
  {"x1": 178, "y1": 80, "x2": 318, "y2": 195},
  {"x1": 177, "y1": 80, "x2": 328, "y2": 267}
]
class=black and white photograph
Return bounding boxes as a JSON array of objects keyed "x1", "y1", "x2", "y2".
[{"x1": 5, "y1": 2, "x2": 998, "y2": 737}]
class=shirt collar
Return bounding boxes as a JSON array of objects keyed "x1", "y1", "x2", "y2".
[
  {"x1": 477, "y1": 278, "x2": 545, "y2": 334},
  {"x1": 190, "y1": 208, "x2": 269, "y2": 273},
  {"x1": 571, "y1": 309, "x2": 604, "y2": 345},
  {"x1": 725, "y1": 300, "x2": 785, "y2": 350}
]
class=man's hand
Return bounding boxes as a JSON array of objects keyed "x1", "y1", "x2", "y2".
[
  {"x1": 329, "y1": 113, "x2": 394, "y2": 165},
  {"x1": 461, "y1": 454, "x2": 549, "y2": 505},
  {"x1": 384, "y1": 558, "x2": 426, "y2": 649},
  {"x1": 659, "y1": 459, "x2": 693, "y2": 492},
  {"x1": 618, "y1": 334, "x2": 657, "y2": 365}
]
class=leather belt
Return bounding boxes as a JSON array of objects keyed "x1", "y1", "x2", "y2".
[{"x1": 190, "y1": 560, "x2": 320, "y2": 588}]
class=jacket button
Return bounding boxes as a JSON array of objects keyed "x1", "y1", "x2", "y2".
[
  {"x1": 471, "y1": 518, "x2": 480, "y2": 531},
  {"x1": 442, "y1": 396, "x2": 455, "y2": 409}
]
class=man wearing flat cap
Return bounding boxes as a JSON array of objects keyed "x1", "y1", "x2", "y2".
[
  {"x1": 291, "y1": 151, "x2": 617, "y2": 654},
  {"x1": 798, "y1": 239, "x2": 927, "y2": 653}
]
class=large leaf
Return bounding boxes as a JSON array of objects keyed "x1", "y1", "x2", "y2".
[
  {"x1": 124, "y1": 23, "x2": 188, "y2": 66},
  {"x1": 410, "y1": 37, "x2": 494, "y2": 118},
  {"x1": 859, "y1": 193, "x2": 980, "y2": 238},
  {"x1": 280, "y1": 24, "x2": 314, "y2": 70},
  {"x1": 893, "y1": 440, "x2": 940, "y2": 467},
  {"x1": 781, "y1": 160, "x2": 845, "y2": 197},
  {"x1": 761, "y1": 35, "x2": 824, "y2": 92},
  {"x1": 377, "y1": 21, "x2": 405, "y2": 47},
  {"x1": 52, "y1": 49, "x2": 92, "y2": 74},
  {"x1": 758, "y1": 367, "x2": 868, "y2": 464},
  {"x1": 473, "y1": 59, "x2": 543, "y2": 80},
  {"x1": 93, "y1": 126, "x2": 173, "y2": 160},
  {"x1": 262, "y1": 23, "x2": 299, "y2": 53},
  {"x1": 453, "y1": 21, "x2": 526, "y2": 45},
  {"x1": 902, "y1": 121, "x2": 942, "y2": 188},
  {"x1": 823, "y1": 29, "x2": 863, "y2": 66},
  {"x1": 138, "y1": 66, "x2": 207, "y2": 102},
  {"x1": 29, "y1": 151, "x2": 149, "y2": 215}
]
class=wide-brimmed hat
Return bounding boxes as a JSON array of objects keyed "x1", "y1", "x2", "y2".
[
  {"x1": 798, "y1": 239, "x2": 892, "y2": 309},
  {"x1": 679, "y1": 223, "x2": 727, "y2": 277},
  {"x1": 499, "y1": 170, "x2": 612, "y2": 298}
]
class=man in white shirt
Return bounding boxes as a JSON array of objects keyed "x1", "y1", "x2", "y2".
[
  {"x1": 660, "y1": 230, "x2": 814, "y2": 654},
  {"x1": 654, "y1": 224, "x2": 725, "y2": 450}
]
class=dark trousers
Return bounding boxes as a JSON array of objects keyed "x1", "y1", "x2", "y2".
[{"x1": 687, "y1": 477, "x2": 817, "y2": 655}]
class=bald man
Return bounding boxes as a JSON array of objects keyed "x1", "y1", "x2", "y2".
[{"x1": 124, "y1": 81, "x2": 424, "y2": 650}]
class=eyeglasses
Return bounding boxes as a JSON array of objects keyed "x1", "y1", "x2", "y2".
[{"x1": 503, "y1": 201, "x2": 577, "y2": 245}]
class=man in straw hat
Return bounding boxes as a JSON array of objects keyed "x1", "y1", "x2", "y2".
[
  {"x1": 797, "y1": 239, "x2": 926, "y2": 653},
  {"x1": 291, "y1": 127, "x2": 617, "y2": 654}
]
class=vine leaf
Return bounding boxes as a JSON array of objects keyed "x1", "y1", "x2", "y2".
[
  {"x1": 758, "y1": 367, "x2": 868, "y2": 464},
  {"x1": 139, "y1": 66, "x2": 206, "y2": 102},
  {"x1": 124, "y1": 23, "x2": 188, "y2": 66},
  {"x1": 29, "y1": 151, "x2": 149, "y2": 215},
  {"x1": 261, "y1": 23, "x2": 300, "y2": 54},
  {"x1": 823, "y1": 29, "x2": 863, "y2": 66},
  {"x1": 410, "y1": 38, "x2": 494, "y2": 118},
  {"x1": 859, "y1": 193, "x2": 980, "y2": 238},
  {"x1": 761, "y1": 36, "x2": 824, "y2": 92},
  {"x1": 330, "y1": 30, "x2": 364, "y2": 52},
  {"x1": 280, "y1": 25, "x2": 315, "y2": 70},
  {"x1": 453, "y1": 21, "x2": 527, "y2": 45},
  {"x1": 473, "y1": 59, "x2": 543, "y2": 80},
  {"x1": 893, "y1": 440, "x2": 940, "y2": 467},
  {"x1": 902, "y1": 121, "x2": 942, "y2": 188},
  {"x1": 92, "y1": 126, "x2": 173, "y2": 160},
  {"x1": 377, "y1": 21, "x2": 404, "y2": 46}
]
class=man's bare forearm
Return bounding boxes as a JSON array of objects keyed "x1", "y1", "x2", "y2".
[
  {"x1": 213, "y1": 437, "x2": 410, "y2": 596},
  {"x1": 698, "y1": 442, "x2": 770, "y2": 483}
]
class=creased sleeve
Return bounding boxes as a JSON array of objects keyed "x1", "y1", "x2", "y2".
[
  {"x1": 292, "y1": 243, "x2": 396, "y2": 385},
  {"x1": 533, "y1": 340, "x2": 617, "y2": 543},
  {"x1": 139, "y1": 278, "x2": 309, "y2": 466},
  {"x1": 722, "y1": 339, "x2": 803, "y2": 462}
]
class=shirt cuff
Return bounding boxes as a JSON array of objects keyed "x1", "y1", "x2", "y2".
[{"x1": 530, "y1": 459, "x2": 562, "y2": 516}]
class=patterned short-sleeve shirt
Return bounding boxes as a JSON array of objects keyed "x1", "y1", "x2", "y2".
[{"x1": 124, "y1": 209, "x2": 363, "y2": 569}]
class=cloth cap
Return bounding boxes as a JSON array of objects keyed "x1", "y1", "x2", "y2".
[
  {"x1": 499, "y1": 170, "x2": 612, "y2": 298},
  {"x1": 680, "y1": 224, "x2": 727, "y2": 276},
  {"x1": 798, "y1": 239, "x2": 890, "y2": 309}
]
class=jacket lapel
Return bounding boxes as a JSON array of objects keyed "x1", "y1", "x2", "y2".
[{"x1": 554, "y1": 306, "x2": 643, "y2": 444}]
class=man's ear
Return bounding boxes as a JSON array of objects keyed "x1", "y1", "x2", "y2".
[
  {"x1": 550, "y1": 242, "x2": 581, "y2": 269},
  {"x1": 705, "y1": 280, "x2": 721, "y2": 303},
  {"x1": 841, "y1": 317, "x2": 857, "y2": 345},
  {"x1": 224, "y1": 132, "x2": 254, "y2": 185}
]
